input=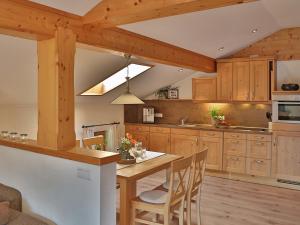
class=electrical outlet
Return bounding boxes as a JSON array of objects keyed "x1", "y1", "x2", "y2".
[{"x1": 77, "y1": 168, "x2": 91, "y2": 181}]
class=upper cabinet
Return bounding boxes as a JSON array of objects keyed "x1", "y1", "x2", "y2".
[
  {"x1": 217, "y1": 62, "x2": 233, "y2": 101},
  {"x1": 232, "y1": 60, "x2": 250, "y2": 101},
  {"x1": 192, "y1": 77, "x2": 217, "y2": 101},
  {"x1": 216, "y1": 57, "x2": 274, "y2": 103},
  {"x1": 250, "y1": 60, "x2": 270, "y2": 101}
]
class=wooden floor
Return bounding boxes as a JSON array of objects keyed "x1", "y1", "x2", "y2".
[{"x1": 117, "y1": 171, "x2": 300, "y2": 225}]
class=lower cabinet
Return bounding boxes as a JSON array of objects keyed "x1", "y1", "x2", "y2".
[
  {"x1": 149, "y1": 131, "x2": 170, "y2": 153},
  {"x1": 273, "y1": 131, "x2": 300, "y2": 182},
  {"x1": 131, "y1": 132, "x2": 150, "y2": 149},
  {"x1": 170, "y1": 134, "x2": 199, "y2": 156},
  {"x1": 246, "y1": 158, "x2": 271, "y2": 177},
  {"x1": 200, "y1": 131, "x2": 223, "y2": 171},
  {"x1": 223, "y1": 155, "x2": 246, "y2": 173}
]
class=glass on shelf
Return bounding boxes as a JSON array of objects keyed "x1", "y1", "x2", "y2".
[
  {"x1": 20, "y1": 134, "x2": 28, "y2": 142},
  {"x1": 1, "y1": 131, "x2": 9, "y2": 139},
  {"x1": 9, "y1": 132, "x2": 18, "y2": 140}
]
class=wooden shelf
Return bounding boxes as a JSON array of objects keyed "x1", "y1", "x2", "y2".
[{"x1": 272, "y1": 91, "x2": 300, "y2": 95}]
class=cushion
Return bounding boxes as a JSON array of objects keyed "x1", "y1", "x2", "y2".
[
  {"x1": 139, "y1": 190, "x2": 167, "y2": 204},
  {"x1": 7, "y1": 209, "x2": 49, "y2": 225},
  {"x1": 0, "y1": 201, "x2": 10, "y2": 225}
]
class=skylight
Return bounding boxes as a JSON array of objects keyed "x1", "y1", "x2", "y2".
[{"x1": 80, "y1": 63, "x2": 152, "y2": 96}]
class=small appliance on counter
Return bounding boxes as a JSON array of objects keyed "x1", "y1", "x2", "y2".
[{"x1": 143, "y1": 107, "x2": 155, "y2": 124}]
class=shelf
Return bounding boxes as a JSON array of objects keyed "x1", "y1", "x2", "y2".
[{"x1": 272, "y1": 91, "x2": 300, "y2": 95}]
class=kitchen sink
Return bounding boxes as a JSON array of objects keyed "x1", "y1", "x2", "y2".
[{"x1": 177, "y1": 124, "x2": 197, "y2": 128}]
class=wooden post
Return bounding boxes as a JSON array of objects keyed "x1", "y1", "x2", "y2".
[{"x1": 37, "y1": 27, "x2": 76, "y2": 150}]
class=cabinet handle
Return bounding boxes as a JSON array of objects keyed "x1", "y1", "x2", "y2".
[
  {"x1": 231, "y1": 134, "x2": 238, "y2": 138},
  {"x1": 255, "y1": 136, "x2": 264, "y2": 140},
  {"x1": 255, "y1": 142, "x2": 265, "y2": 146},
  {"x1": 255, "y1": 160, "x2": 263, "y2": 164},
  {"x1": 208, "y1": 133, "x2": 216, "y2": 136},
  {"x1": 231, "y1": 140, "x2": 239, "y2": 144},
  {"x1": 273, "y1": 137, "x2": 277, "y2": 147},
  {"x1": 230, "y1": 157, "x2": 239, "y2": 161},
  {"x1": 196, "y1": 137, "x2": 199, "y2": 145}
]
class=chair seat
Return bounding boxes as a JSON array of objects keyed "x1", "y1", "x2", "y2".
[{"x1": 139, "y1": 190, "x2": 168, "y2": 204}]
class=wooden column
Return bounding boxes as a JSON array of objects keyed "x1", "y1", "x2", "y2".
[{"x1": 37, "y1": 27, "x2": 76, "y2": 150}]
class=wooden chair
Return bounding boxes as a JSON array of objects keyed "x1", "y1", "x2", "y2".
[
  {"x1": 82, "y1": 135, "x2": 104, "y2": 150},
  {"x1": 186, "y1": 149, "x2": 208, "y2": 225},
  {"x1": 131, "y1": 155, "x2": 193, "y2": 225}
]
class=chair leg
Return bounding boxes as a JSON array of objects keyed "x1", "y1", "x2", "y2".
[
  {"x1": 186, "y1": 197, "x2": 192, "y2": 225},
  {"x1": 196, "y1": 193, "x2": 201, "y2": 225},
  {"x1": 179, "y1": 200, "x2": 185, "y2": 225},
  {"x1": 131, "y1": 207, "x2": 136, "y2": 225},
  {"x1": 164, "y1": 210, "x2": 170, "y2": 225}
]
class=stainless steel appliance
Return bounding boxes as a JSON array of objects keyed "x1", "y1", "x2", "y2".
[
  {"x1": 272, "y1": 95, "x2": 300, "y2": 124},
  {"x1": 143, "y1": 107, "x2": 155, "y2": 123}
]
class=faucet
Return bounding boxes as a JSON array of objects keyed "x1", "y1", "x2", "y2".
[{"x1": 180, "y1": 116, "x2": 188, "y2": 125}]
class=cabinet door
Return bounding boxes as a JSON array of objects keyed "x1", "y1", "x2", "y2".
[
  {"x1": 274, "y1": 132, "x2": 300, "y2": 182},
  {"x1": 250, "y1": 60, "x2": 269, "y2": 101},
  {"x1": 217, "y1": 62, "x2": 233, "y2": 101},
  {"x1": 232, "y1": 61, "x2": 250, "y2": 101},
  {"x1": 149, "y1": 132, "x2": 170, "y2": 153},
  {"x1": 170, "y1": 134, "x2": 199, "y2": 157},
  {"x1": 200, "y1": 137, "x2": 223, "y2": 170},
  {"x1": 131, "y1": 132, "x2": 149, "y2": 149},
  {"x1": 192, "y1": 78, "x2": 217, "y2": 101},
  {"x1": 223, "y1": 155, "x2": 246, "y2": 173}
]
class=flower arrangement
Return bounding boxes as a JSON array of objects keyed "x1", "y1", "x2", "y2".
[{"x1": 119, "y1": 133, "x2": 137, "y2": 160}]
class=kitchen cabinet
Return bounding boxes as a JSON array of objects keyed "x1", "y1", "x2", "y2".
[
  {"x1": 223, "y1": 155, "x2": 246, "y2": 174},
  {"x1": 246, "y1": 158, "x2": 271, "y2": 177},
  {"x1": 250, "y1": 60, "x2": 270, "y2": 101},
  {"x1": 273, "y1": 131, "x2": 300, "y2": 182},
  {"x1": 232, "y1": 61, "x2": 250, "y2": 101},
  {"x1": 217, "y1": 62, "x2": 233, "y2": 101},
  {"x1": 200, "y1": 130, "x2": 223, "y2": 171},
  {"x1": 170, "y1": 128, "x2": 200, "y2": 156},
  {"x1": 149, "y1": 127, "x2": 170, "y2": 153},
  {"x1": 216, "y1": 57, "x2": 273, "y2": 103},
  {"x1": 192, "y1": 77, "x2": 217, "y2": 101}
]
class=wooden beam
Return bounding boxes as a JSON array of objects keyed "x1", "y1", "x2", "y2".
[
  {"x1": 83, "y1": 0, "x2": 257, "y2": 27},
  {"x1": 37, "y1": 27, "x2": 76, "y2": 150},
  {"x1": 78, "y1": 27, "x2": 216, "y2": 72},
  {"x1": 0, "y1": 0, "x2": 215, "y2": 72},
  {"x1": 231, "y1": 28, "x2": 300, "y2": 60}
]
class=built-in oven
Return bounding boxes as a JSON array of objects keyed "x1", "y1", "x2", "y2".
[{"x1": 272, "y1": 101, "x2": 300, "y2": 124}]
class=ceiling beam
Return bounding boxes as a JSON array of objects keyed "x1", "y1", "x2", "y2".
[
  {"x1": 83, "y1": 0, "x2": 257, "y2": 27},
  {"x1": 0, "y1": 0, "x2": 215, "y2": 72}
]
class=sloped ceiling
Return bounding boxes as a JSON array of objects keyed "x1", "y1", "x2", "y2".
[{"x1": 2, "y1": 0, "x2": 300, "y2": 105}]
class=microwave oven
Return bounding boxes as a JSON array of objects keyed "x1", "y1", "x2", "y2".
[{"x1": 272, "y1": 101, "x2": 300, "y2": 124}]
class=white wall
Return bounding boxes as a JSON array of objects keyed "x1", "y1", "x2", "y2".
[
  {"x1": 0, "y1": 145, "x2": 116, "y2": 225},
  {"x1": 0, "y1": 102, "x2": 124, "y2": 141},
  {"x1": 277, "y1": 60, "x2": 300, "y2": 89}
]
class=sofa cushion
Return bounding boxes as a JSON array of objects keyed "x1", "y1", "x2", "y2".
[
  {"x1": 0, "y1": 184, "x2": 22, "y2": 211},
  {"x1": 8, "y1": 209, "x2": 49, "y2": 225},
  {"x1": 0, "y1": 201, "x2": 9, "y2": 225}
]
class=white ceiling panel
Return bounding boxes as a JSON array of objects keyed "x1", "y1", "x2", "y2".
[{"x1": 30, "y1": 0, "x2": 101, "y2": 16}]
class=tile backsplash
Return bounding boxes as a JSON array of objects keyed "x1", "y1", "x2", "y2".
[{"x1": 124, "y1": 100, "x2": 272, "y2": 127}]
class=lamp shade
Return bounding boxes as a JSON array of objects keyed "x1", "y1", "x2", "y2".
[{"x1": 111, "y1": 92, "x2": 145, "y2": 105}]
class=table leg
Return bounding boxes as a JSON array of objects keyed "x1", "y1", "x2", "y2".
[{"x1": 118, "y1": 178, "x2": 137, "y2": 225}]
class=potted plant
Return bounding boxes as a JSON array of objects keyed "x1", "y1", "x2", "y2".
[{"x1": 209, "y1": 106, "x2": 225, "y2": 126}]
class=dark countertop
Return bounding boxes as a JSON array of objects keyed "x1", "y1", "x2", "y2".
[{"x1": 125, "y1": 122, "x2": 272, "y2": 135}]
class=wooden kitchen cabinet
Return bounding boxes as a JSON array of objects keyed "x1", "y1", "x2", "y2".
[
  {"x1": 170, "y1": 134, "x2": 199, "y2": 156},
  {"x1": 223, "y1": 155, "x2": 246, "y2": 174},
  {"x1": 250, "y1": 60, "x2": 270, "y2": 101},
  {"x1": 192, "y1": 77, "x2": 217, "y2": 101},
  {"x1": 273, "y1": 131, "x2": 300, "y2": 182},
  {"x1": 149, "y1": 127, "x2": 171, "y2": 153},
  {"x1": 232, "y1": 60, "x2": 250, "y2": 101},
  {"x1": 200, "y1": 132, "x2": 223, "y2": 171},
  {"x1": 217, "y1": 62, "x2": 233, "y2": 101}
]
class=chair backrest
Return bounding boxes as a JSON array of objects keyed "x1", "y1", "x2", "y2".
[
  {"x1": 166, "y1": 155, "x2": 193, "y2": 207},
  {"x1": 188, "y1": 148, "x2": 208, "y2": 197},
  {"x1": 82, "y1": 135, "x2": 104, "y2": 150}
]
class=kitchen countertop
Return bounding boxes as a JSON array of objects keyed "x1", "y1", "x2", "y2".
[{"x1": 125, "y1": 123, "x2": 272, "y2": 135}]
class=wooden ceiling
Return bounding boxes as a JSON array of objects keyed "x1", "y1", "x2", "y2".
[{"x1": 0, "y1": 0, "x2": 256, "y2": 72}]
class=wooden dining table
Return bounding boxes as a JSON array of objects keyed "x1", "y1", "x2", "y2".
[{"x1": 117, "y1": 153, "x2": 182, "y2": 225}]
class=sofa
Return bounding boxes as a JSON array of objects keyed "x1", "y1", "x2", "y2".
[{"x1": 0, "y1": 183, "x2": 50, "y2": 225}]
